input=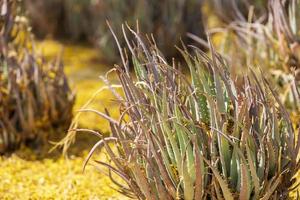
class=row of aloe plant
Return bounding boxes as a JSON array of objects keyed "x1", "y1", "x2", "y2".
[
  {"x1": 95, "y1": 0, "x2": 205, "y2": 62},
  {"x1": 24, "y1": 0, "x2": 205, "y2": 62},
  {"x1": 61, "y1": 22, "x2": 300, "y2": 199},
  {"x1": 0, "y1": 0, "x2": 74, "y2": 153}
]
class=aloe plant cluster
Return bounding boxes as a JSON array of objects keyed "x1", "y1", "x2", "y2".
[
  {"x1": 68, "y1": 26, "x2": 300, "y2": 199},
  {"x1": 0, "y1": 0, "x2": 74, "y2": 153}
]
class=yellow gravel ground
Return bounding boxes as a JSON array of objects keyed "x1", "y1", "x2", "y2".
[
  {"x1": 0, "y1": 146, "x2": 122, "y2": 199},
  {"x1": 0, "y1": 40, "x2": 126, "y2": 199}
]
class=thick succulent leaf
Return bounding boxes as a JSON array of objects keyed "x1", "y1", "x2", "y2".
[
  {"x1": 239, "y1": 161, "x2": 251, "y2": 200},
  {"x1": 193, "y1": 137, "x2": 204, "y2": 199},
  {"x1": 260, "y1": 174, "x2": 282, "y2": 200},
  {"x1": 246, "y1": 144, "x2": 260, "y2": 199},
  {"x1": 204, "y1": 158, "x2": 234, "y2": 200},
  {"x1": 229, "y1": 146, "x2": 238, "y2": 188}
]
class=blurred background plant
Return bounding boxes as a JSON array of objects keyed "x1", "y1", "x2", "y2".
[
  {"x1": 203, "y1": 0, "x2": 300, "y2": 112},
  {"x1": 24, "y1": 0, "x2": 206, "y2": 62},
  {"x1": 211, "y1": 0, "x2": 268, "y2": 23},
  {"x1": 63, "y1": 28, "x2": 300, "y2": 199},
  {"x1": 0, "y1": 0, "x2": 74, "y2": 153}
]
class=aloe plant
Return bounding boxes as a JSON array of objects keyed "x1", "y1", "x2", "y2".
[
  {"x1": 0, "y1": 0, "x2": 74, "y2": 153},
  {"x1": 63, "y1": 25, "x2": 299, "y2": 199}
]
